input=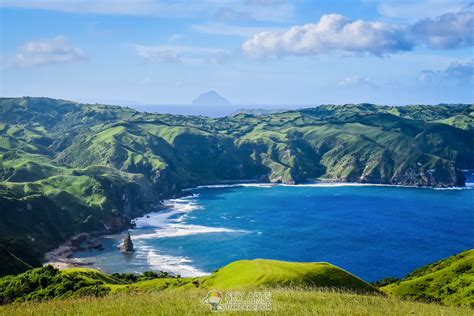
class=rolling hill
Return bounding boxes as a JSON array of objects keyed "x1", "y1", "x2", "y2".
[
  {"x1": 381, "y1": 249, "x2": 474, "y2": 306},
  {"x1": 0, "y1": 97, "x2": 473, "y2": 276},
  {"x1": 0, "y1": 254, "x2": 472, "y2": 314}
]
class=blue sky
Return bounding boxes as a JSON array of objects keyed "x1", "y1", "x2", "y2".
[{"x1": 1, "y1": 0, "x2": 473, "y2": 106}]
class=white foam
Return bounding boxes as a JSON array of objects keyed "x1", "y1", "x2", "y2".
[
  {"x1": 183, "y1": 181, "x2": 471, "y2": 191},
  {"x1": 134, "y1": 224, "x2": 247, "y2": 239},
  {"x1": 131, "y1": 195, "x2": 250, "y2": 275},
  {"x1": 134, "y1": 198, "x2": 202, "y2": 228},
  {"x1": 145, "y1": 248, "x2": 208, "y2": 277},
  {"x1": 184, "y1": 183, "x2": 275, "y2": 190}
]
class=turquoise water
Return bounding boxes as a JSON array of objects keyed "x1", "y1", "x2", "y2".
[{"x1": 74, "y1": 179, "x2": 474, "y2": 282}]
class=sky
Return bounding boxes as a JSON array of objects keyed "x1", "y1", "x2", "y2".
[{"x1": 0, "y1": 0, "x2": 473, "y2": 106}]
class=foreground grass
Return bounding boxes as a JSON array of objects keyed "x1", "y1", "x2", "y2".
[{"x1": 1, "y1": 288, "x2": 471, "y2": 316}]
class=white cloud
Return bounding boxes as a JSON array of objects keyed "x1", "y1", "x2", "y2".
[
  {"x1": 338, "y1": 75, "x2": 374, "y2": 87},
  {"x1": 168, "y1": 34, "x2": 185, "y2": 42},
  {"x1": 191, "y1": 23, "x2": 281, "y2": 37},
  {"x1": 242, "y1": 9, "x2": 474, "y2": 59},
  {"x1": 377, "y1": 0, "x2": 469, "y2": 19},
  {"x1": 135, "y1": 45, "x2": 181, "y2": 63},
  {"x1": 1, "y1": 0, "x2": 294, "y2": 21},
  {"x1": 420, "y1": 59, "x2": 474, "y2": 84},
  {"x1": 134, "y1": 45, "x2": 232, "y2": 64},
  {"x1": 214, "y1": 2, "x2": 294, "y2": 22},
  {"x1": 1, "y1": 0, "x2": 187, "y2": 16},
  {"x1": 242, "y1": 14, "x2": 413, "y2": 58},
  {"x1": 412, "y1": 12, "x2": 474, "y2": 49},
  {"x1": 245, "y1": 0, "x2": 286, "y2": 6},
  {"x1": 7, "y1": 36, "x2": 85, "y2": 67},
  {"x1": 138, "y1": 76, "x2": 152, "y2": 85}
]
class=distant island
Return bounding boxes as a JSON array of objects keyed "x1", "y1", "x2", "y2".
[{"x1": 192, "y1": 90, "x2": 231, "y2": 106}]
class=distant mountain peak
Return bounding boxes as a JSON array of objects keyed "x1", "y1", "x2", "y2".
[{"x1": 192, "y1": 91, "x2": 231, "y2": 106}]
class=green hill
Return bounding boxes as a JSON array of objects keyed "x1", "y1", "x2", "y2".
[
  {"x1": 198, "y1": 259, "x2": 376, "y2": 292},
  {"x1": 381, "y1": 249, "x2": 474, "y2": 306},
  {"x1": 1, "y1": 97, "x2": 474, "y2": 276},
  {"x1": 0, "y1": 257, "x2": 472, "y2": 315},
  {"x1": 0, "y1": 259, "x2": 376, "y2": 304}
]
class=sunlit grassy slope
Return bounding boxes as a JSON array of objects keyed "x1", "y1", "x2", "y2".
[
  {"x1": 198, "y1": 259, "x2": 377, "y2": 292},
  {"x1": 2, "y1": 288, "x2": 472, "y2": 316},
  {"x1": 1, "y1": 256, "x2": 473, "y2": 314},
  {"x1": 49, "y1": 259, "x2": 378, "y2": 294},
  {"x1": 381, "y1": 249, "x2": 474, "y2": 306}
]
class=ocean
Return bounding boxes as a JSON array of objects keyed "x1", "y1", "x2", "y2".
[{"x1": 73, "y1": 179, "x2": 474, "y2": 282}]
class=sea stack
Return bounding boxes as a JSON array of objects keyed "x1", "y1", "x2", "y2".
[{"x1": 119, "y1": 232, "x2": 134, "y2": 252}]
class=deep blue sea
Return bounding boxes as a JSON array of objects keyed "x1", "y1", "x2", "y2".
[{"x1": 73, "y1": 177, "x2": 474, "y2": 282}]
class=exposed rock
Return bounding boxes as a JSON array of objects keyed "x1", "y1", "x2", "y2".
[{"x1": 119, "y1": 232, "x2": 134, "y2": 252}]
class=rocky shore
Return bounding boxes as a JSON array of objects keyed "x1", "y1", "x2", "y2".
[{"x1": 44, "y1": 233, "x2": 104, "y2": 269}]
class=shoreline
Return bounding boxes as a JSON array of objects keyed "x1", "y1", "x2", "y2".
[
  {"x1": 182, "y1": 179, "x2": 472, "y2": 192},
  {"x1": 44, "y1": 205, "x2": 167, "y2": 270},
  {"x1": 45, "y1": 178, "x2": 472, "y2": 270},
  {"x1": 44, "y1": 233, "x2": 98, "y2": 269}
]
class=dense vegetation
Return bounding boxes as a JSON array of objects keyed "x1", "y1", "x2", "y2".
[
  {"x1": 1, "y1": 97, "x2": 473, "y2": 276},
  {"x1": 381, "y1": 249, "x2": 474, "y2": 306},
  {"x1": 0, "y1": 254, "x2": 472, "y2": 314},
  {"x1": 0, "y1": 265, "x2": 176, "y2": 305}
]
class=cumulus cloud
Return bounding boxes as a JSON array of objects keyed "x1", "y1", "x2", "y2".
[
  {"x1": 242, "y1": 9, "x2": 474, "y2": 59},
  {"x1": 419, "y1": 60, "x2": 474, "y2": 84},
  {"x1": 7, "y1": 36, "x2": 85, "y2": 67},
  {"x1": 412, "y1": 11, "x2": 474, "y2": 49},
  {"x1": 242, "y1": 14, "x2": 413, "y2": 58}
]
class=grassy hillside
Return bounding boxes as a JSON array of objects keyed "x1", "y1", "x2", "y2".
[
  {"x1": 1, "y1": 288, "x2": 471, "y2": 316},
  {"x1": 381, "y1": 249, "x2": 474, "y2": 306},
  {"x1": 0, "y1": 257, "x2": 472, "y2": 315},
  {"x1": 198, "y1": 259, "x2": 376, "y2": 292},
  {"x1": 1, "y1": 97, "x2": 474, "y2": 276}
]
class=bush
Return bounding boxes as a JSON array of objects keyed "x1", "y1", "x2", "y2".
[{"x1": 0, "y1": 266, "x2": 110, "y2": 304}]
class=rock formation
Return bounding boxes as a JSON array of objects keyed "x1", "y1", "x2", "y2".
[{"x1": 119, "y1": 232, "x2": 134, "y2": 252}]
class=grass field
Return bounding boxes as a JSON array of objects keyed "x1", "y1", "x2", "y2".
[
  {"x1": 1, "y1": 288, "x2": 472, "y2": 316},
  {"x1": 198, "y1": 259, "x2": 376, "y2": 292},
  {"x1": 1, "y1": 257, "x2": 473, "y2": 315},
  {"x1": 381, "y1": 249, "x2": 474, "y2": 306}
]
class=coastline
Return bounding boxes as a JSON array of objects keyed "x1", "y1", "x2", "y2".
[
  {"x1": 44, "y1": 233, "x2": 98, "y2": 269},
  {"x1": 44, "y1": 204, "x2": 168, "y2": 270},
  {"x1": 45, "y1": 177, "x2": 473, "y2": 271},
  {"x1": 182, "y1": 179, "x2": 472, "y2": 192}
]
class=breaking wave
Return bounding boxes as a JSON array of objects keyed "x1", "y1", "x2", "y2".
[{"x1": 132, "y1": 195, "x2": 248, "y2": 276}]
